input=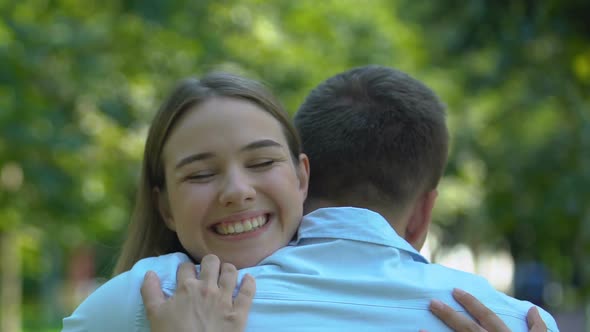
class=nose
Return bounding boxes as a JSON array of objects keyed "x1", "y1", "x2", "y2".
[{"x1": 218, "y1": 166, "x2": 256, "y2": 207}]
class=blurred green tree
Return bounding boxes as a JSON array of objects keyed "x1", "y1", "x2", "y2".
[{"x1": 397, "y1": 0, "x2": 590, "y2": 306}]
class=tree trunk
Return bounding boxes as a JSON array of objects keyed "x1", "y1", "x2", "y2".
[{"x1": 1, "y1": 230, "x2": 22, "y2": 332}]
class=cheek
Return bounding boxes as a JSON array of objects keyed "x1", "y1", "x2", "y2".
[
  {"x1": 170, "y1": 185, "x2": 217, "y2": 226},
  {"x1": 269, "y1": 167, "x2": 305, "y2": 214}
]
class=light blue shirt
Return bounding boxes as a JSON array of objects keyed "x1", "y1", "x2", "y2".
[{"x1": 63, "y1": 207, "x2": 559, "y2": 331}]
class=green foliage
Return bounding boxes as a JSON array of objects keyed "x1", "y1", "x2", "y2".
[
  {"x1": 398, "y1": 0, "x2": 590, "y2": 302},
  {"x1": 0, "y1": 0, "x2": 588, "y2": 328}
]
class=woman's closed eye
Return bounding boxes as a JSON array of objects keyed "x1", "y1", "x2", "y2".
[
  {"x1": 186, "y1": 171, "x2": 215, "y2": 182},
  {"x1": 247, "y1": 159, "x2": 277, "y2": 169}
]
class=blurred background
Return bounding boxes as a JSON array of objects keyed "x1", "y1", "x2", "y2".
[{"x1": 1, "y1": 0, "x2": 589, "y2": 331}]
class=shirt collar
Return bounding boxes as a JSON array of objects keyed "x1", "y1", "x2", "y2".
[{"x1": 292, "y1": 207, "x2": 428, "y2": 263}]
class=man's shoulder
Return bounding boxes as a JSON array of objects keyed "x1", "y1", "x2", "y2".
[
  {"x1": 420, "y1": 263, "x2": 559, "y2": 331},
  {"x1": 130, "y1": 252, "x2": 192, "y2": 273},
  {"x1": 420, "y1": 263, "x2": 514, "y2": 299},
  {"x1": 129, "y1": 252, "x2": 192, "y2": 289},
  {"x1": 61, "y1": 253, "x2": 192, "y2": 332}
]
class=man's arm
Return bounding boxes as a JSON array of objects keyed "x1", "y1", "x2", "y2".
[{"x1": 141, "y1": 254, "x2": 256, "y2": 332}]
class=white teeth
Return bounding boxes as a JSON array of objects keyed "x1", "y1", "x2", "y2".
[
  {"x1": 215, "y1": 224, "x2": 225, "y2": 235},
  {"x1": 244, "y1": 220, "x2": 253, "y2": 231},
  {"x1": 214, "y1": 215, "x2": 268, "y2": 235}
]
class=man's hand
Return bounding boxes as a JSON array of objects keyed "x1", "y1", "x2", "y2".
[
  {"x1": 140, "y1": 254, "x2": 256, "y2": 332},
  {"x1": 422, "y1": 288, "x2": 547, "y2": 332}
]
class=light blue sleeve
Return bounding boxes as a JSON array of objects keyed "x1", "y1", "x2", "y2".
[
  {"x1": 62, "y1": 270, "x2": 140, "y2": 332},
  {"x1": 61, "y1": 252, "x2": 193, "y2": 332}
]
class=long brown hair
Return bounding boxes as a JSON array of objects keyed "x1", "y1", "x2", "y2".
[{"x1": 113, "y1": 72, "x2": 301, "y2": 275}]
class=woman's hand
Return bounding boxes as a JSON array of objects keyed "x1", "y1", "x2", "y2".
[
  {"x1": 422, "y1": 288, "x2": 547, "y2": 332},
  {"x1": 140, "y1": 254, "x2": 256, "y2": 332}
]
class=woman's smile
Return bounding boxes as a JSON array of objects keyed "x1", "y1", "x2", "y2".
[
  {"x1": 158, "y1": 96, "x2": 309, "y2": 268},
  {"x1": 211, "y1": 213, "x2": 271, "y2": 236}
]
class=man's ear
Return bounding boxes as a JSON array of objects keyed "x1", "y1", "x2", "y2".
[
  {"x1": 297, "y1": 153, "x2": 310, "y2": 200},
  {"x1": 405, "y1": 189, "x2": 438, "y2": 251},
  {"x1": 153, "y1": 187, "x2": 176, "y2": 232}
]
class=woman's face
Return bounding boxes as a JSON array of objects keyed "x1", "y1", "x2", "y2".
[{"x1": 158, "y1": 96, "x2": 309, "y2": 269}]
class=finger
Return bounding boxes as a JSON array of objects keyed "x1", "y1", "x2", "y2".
[
  {"x1": 453, "y1": 288, "x2": 508, "y2": 331},
  {"x1": 176, "y1": 261, "x2": 198, "y2": 286},
  {"x1": 527, "y1": 306, "x2": 547, "y2": 332},
  {"x1": 234, "y1": 274, "x2": 256, "y2": 314},
  {"x1": 199, "y1": 254, "x2": 221, "y2": 288},
  {"x1": 218, "y1": 262, "x2": 238, "y2": 298},
  {"x1": 429, "y1": 299, "x2": 483, "y2": 332},
  {"x1": 140, "y1": 271, "x2": 165, "y2": 317}
]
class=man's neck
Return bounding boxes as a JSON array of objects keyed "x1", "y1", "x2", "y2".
[
  {"x1": 303, "y1": 198, "x2": 340, "y2": 215},
  {"x1": 305, "y1": 198, "x2": 413, "y2": 242}
]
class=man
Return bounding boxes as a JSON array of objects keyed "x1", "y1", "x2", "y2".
[{"x1": 143, "y1": 65, "x2": 558, "y2": 331}]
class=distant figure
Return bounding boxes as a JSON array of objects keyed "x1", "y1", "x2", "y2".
[{"x1": 515, "y1": 261, "x2": 549, "y2": 307}]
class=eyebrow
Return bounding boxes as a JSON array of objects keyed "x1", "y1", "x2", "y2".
[
  {"x1": 175, "y1": 152, "x2": 215, "y2": 170},
  {"x1": 174, "y1": 139, "x2": 283, "y2": 170},
  {"x1": 240, "y1": 139, "x2": 283, "y2": 152}
]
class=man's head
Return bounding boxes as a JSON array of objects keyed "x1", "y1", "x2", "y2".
[{"x1": 294, "y1": 65, "x2": 448, "y2": 249}]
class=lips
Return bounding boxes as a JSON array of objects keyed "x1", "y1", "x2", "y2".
[{"x1": 212, "y1": 214, "x2": 269, "y2": 235}]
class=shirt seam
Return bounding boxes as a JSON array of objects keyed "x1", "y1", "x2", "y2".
[{"x1": 253, "y1": 294, "x2": 532, "y2": 320}]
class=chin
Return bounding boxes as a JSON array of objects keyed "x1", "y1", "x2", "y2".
[{"x1": 231, "y1": 251, "x2": 272, "y2": 269}]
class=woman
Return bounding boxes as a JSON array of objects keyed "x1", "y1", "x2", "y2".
[
  {"x1": 114, "y1": 72, "x2": 309, "y2": 274},
  {"x1": 63, "y1": 72, "x2": 545, "y2": 331},
  {"x1": 63, "y1": 71, "x2": 309, "y2": 331}
]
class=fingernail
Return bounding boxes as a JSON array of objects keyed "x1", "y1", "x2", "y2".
[
  {"x1": 430, "y1": 299, "x2": 444, "y2": 311},
  {"x1": 144, "y1": 270, "x2": 155, "y2": 281},
  {"x1": 453, "y1": 288, "x2": 466, "y2": 296}
]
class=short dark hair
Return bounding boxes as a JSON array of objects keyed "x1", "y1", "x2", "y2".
[{"x1": 294, "y1": 65, "x2": 448, "y2": 210}]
